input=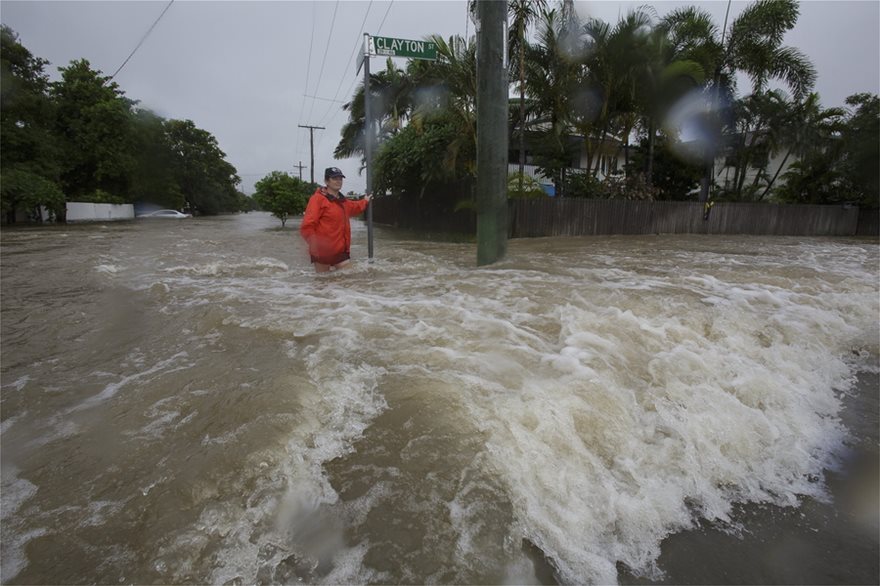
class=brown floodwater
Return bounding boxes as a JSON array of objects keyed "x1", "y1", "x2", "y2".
[{"x1": 1, "y1": 213, "x2": 877, "y2": 584}]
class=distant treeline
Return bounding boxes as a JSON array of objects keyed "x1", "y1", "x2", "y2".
[{"x1": 1, "y1": 25, "x2": 257, "y2": 223}]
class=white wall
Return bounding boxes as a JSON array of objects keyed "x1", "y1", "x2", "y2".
[{"x1": 66, "y1": 202, "x2": 134, "y2": 222}]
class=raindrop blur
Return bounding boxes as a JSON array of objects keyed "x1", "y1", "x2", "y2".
[
  {"x1": 571, "y1": 84, "x2": 603, "y2": 123},
  {"x1": 663, "y1": 88, "x2": 730, "y2": 166},
  {"x1": 411, "y1": 84, "x2": 450, "y2": 113}
]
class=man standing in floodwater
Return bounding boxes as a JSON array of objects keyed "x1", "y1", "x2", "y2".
[{"x1": 300, "y1": 167, "x2": 372, "y2": 273}]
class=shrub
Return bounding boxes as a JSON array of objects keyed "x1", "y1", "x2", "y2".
[{"x1": 507, "y1": 172, "x2": 546, "y2": 199}]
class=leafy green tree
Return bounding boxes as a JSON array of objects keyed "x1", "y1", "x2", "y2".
[
  {"x1": 236, "y1": 190, "x2": 259, "y2": 213},
  {"x1": 634, "y1": 13, "x2": 707, "y2": 186},
  {"x1": 1, "y1": 26, "x2": 63, "y2": 221},
  {"x1": 561, "y1": 172, "x2": 604, "y2": 198},
  {"x1": 2, "y1": 27, "x2": 244, "y2": 222},
  {"x1": 580, "y1": 9, "x2": 656, "y2": 177},
  {"x1": 373, "y1": 113, "x2": 470, "y2": 196},
  {"x1": 252, "y1": 171, "x2": 310, "y2": 226},
  {"x1": 1, "y1": 168, "x2": 65, "y2": 222},
  {"x1": 129, "y1": 109, "x2": 185, "y2": 209},
  {"x1": 629, "y1": 135, "x2": 703, "y2": 200},
  {"x1": 839, "y1": 93, "x2": 879, "y2": 207},
  {"x1": 718, "y1": 90, "x2": 788, "y2": 200},
  {"x1": 776, "y1": 93, "x2": 879, "y2": 206},
  {"x1": 760, "y1": 92, "x2": 844, "y2": 199},
  {"x1": 507, "y1": 172, "x2": 545, "y2": 199},
  {"x1": 407, "y1": 35, "x2": 478, "y2": 178},
  {"x1": 50, "y1": 59, "x2": 137, "y2": 201},
  {"x1": 774, "y1": 153, "x2": 843, "y2": 204},
  {"x1": 165, "y1": 119, "x2": 241, "y2": 215},
  {"x1": 334, "y1": 58, "x2": 414, "y2": 161},
  {"x1": 342, "y1": 33, "x2": 479, "y2": 206}
]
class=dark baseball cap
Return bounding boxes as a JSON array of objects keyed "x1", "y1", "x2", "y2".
[{"x1": 324, "y1": 167, "x2": 346, "y2": 180}]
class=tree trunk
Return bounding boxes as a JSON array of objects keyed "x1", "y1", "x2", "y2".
[
  {"x1": 646, "y1": 117, "x2": 655, "y2": 187},
  {"x1": 592, "y1": 126, "x2": 609, "y2": 178},
  {"x1": 760, "y1": 147, "x2": 793, "y2": 200},
  {"x1": 736, "y1": 133, "x2": 759, "y2": 198},
  {"x1": 584, "y1": 140, "x2": 594, "y2": 176},
  {"x1": 700, "y1": 71, "x2": 724, "y2": 202}
]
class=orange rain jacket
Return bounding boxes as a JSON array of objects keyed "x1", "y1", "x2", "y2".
[{"x1": 300, "y1": 187, "x2": 369, "y2": 264}]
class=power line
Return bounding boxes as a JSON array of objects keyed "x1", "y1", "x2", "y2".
[
  {"x1": 111, "y1": 0, "x2": 174, "y2": 79},
  {"x1": 296, "y1": 1, "x2": 318, "y2": 159},
  {"x1": 305, "y1": 0, "x2": 341, "y2": 129},
  {"x1": 305, "y1": 94, "x2": 347, "y2": 104},
  {"x1": 315, "y1": 0, "x2": 373, "y2": 127},
  {"x1": 316, "y1": 0, "x2": 395, "y2": 148},
  {"x1": 377, "y1": 0, "x2": 394, "y2": 34}
]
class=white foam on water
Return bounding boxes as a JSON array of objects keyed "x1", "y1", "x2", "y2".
[
  {"x1": 0, "y1": 526, "x2": 46, "y2": 584},
  {"x1": 2, "y1": 375, "x2": 30, "y2": 392},
  {"x1": 95, "y1": 264, "x2": 121, "y2": 275},
  {"x1": 1, "y1": 468, "x2": 38, "y2": 519},
  {"x1": 0, "y1": 469, "x2": 42, "y2": 583},
  {"x1": 161, "y1": 257, "x2": 289, "y2": 278},
  {"x1": 444, "y1": 248, "x2": 876, "y2": 584},
  {"x1": 68, "y1": 351, "x2": 192, "y2": 413},
  {"x1": 0, "y1": 411, "x2": 26, "y2": 435}
]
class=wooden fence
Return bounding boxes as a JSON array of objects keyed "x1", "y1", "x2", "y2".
[
  {"x1": 508, "y1": 199, "x2": 864, "y2": 237},
  {"x1": 856, "y1": 207, "x2": 880, "y2": 236},
  {"x1": 372, "y1": 197, "x2": 877, "y2": 238}
]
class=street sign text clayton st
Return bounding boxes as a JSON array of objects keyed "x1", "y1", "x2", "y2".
[{"x1": 369, "y1": 36, "x2": 438, "y2": 61}]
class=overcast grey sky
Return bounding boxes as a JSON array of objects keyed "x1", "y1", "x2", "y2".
[{"x1": 2, "y1": 0, "x2": 878, "y2": 195}]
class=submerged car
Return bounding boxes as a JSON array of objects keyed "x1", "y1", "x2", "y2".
[{"x1": 138, "y1": 209, "x2": 192, "y2": 219}]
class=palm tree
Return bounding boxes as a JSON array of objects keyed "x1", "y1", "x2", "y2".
[
  {"x1": 509, "y1": 0, "x2": 547, "y2": 192},
  {"x1": 760, "y1": 92, "x2": 845, "y2": 199},
  {"x1": 522, "y1": 8, "x2": 583, "y2": 195},
  {"x1": 663, "y1": 0, "x2": 817, "y2": 201},
  {"x1": 407, "y1": 34, "x2": 478, "y2": 178},
  {"x1": 723, "y1": 90, "x2": 788, "y2": 199},
  {"x1": 636, "y1": 9, "x2": 711, "y2": 185},
  {"x1": 334, "y1": 59, "x2": 414, "y2": 162},
  {"x1": 580, "y1": 13, "x2": 647, "y2": 178}
]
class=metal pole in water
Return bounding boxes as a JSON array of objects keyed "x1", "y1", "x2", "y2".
[{"x1": 363, "y1": 34, "x2": 375, "y2": 260}]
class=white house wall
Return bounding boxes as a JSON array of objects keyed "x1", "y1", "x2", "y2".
[{"x1": 66, "y1": 202, "x2": 135, "y2": 222}]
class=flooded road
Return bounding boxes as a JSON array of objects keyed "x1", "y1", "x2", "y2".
[{"x1": 1, "y1": 212, "x2": 877, "y2": 584}]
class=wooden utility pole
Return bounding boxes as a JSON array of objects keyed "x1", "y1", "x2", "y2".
[
  {"x1": 298, "y1": 124, "x2": 325, "y2": 184},
  {"x1": 293, "y1": 161, "x2": 306, "y2": 181},
  {"x1": 475, "y1": 0, "x2": 508, "y2": 266}
]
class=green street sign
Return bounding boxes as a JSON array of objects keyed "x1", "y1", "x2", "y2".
[{"x1": 370, "y1": 35, "x2": 437, "y2": 61}]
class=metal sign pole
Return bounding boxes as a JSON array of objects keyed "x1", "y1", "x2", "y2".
[
  {"x1": 355, "y1": 34, "x2": 435, "y2": 262},
  {"x1": 363, "y1": 34, "x2": 374, "y2": 260}
]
